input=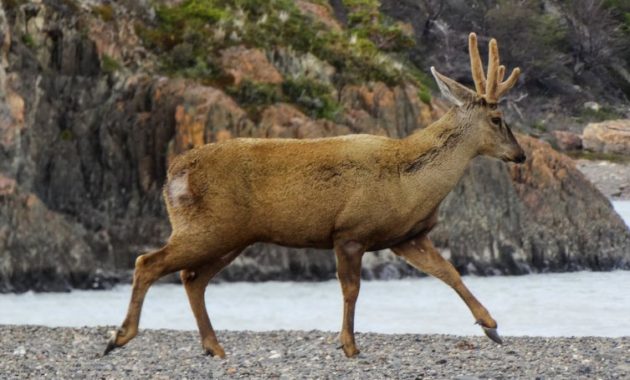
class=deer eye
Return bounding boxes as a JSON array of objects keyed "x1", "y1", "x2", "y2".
[{"x1": 491, "y1": 117, "x2": 502, "y2": 125}]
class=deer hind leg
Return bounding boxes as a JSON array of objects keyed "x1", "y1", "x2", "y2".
[
  {"x1": 104, "y1": 243, "x2": 181, "y2": 355},
  {"x1": 180, "y1": 248, "x2": 244, "y2": 358},
  {"x1": 392, "y1": 236, "x2": 502, "y2": 344},
  {"x1": 334, "y1": 240, "x2": 365, "y2": 358}
]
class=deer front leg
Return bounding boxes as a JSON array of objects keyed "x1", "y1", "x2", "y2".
[
  {"x1": 334, "y1": 240, "x2": 365, "y2": 358},
  {"x1": 181, "y1": 248, "x2": 244, "y2": 358},
  {"x1": 392, "y1": 236, "x2": 502, "y2": 344},
  {"x1": 104, "y1": 245, "x2": 176, "y2": 355}
]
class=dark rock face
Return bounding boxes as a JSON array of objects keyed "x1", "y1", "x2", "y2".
[
  {"x1": 220, "y1": 244, "x2": 337, "y2": 282},
  {"x1": 13, "y1": 67, "x2": 175, "y2": 270},
  {"x1": 0, "y1": 186, "x2": 101, "y2": 292},
  {"x1": 432, "y1": 136, "x2": 630, "y2": 275},
  {"x1": 0, "y1": 1, "x2": 628, "y2": 292}
]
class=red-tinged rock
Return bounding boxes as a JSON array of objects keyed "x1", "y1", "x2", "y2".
[
  {"x1": 552, "y1": 130, "x2": 583, "y2": 151},
  {"x1": 259, "y1": 103, "x2": 350, "y2": 139},
  {"x1": 220, "y1": 46, "x2": 284, "y2": 86},
  {"x1": 0, "y1": 89, "x2": 24, "y2": 148},
  {"x1": 0, "y1": 174, "x2": 16, "y2": 196},
  {"x1": 340, "y1": 82, "x2": 439, "y2": 137},
  {"x1": 156, "y1": 79, "x2": 251, "y2": 165},
  {"x1": 295, "y1": 0, "x2": 342, "y2": 31}
]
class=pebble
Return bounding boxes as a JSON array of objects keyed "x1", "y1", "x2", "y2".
[
  {"x1": 269, "y1": 351, "x2": 281, "y2": 359},
  {"x1": 1, "y1": 325, "x2": 628, "y2": 379}
]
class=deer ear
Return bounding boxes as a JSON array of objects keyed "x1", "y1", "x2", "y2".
[{"x1": 431, "y1": 67, "x2": 479, "y2": 107}]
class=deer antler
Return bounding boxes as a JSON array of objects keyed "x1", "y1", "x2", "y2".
[{"x1": 469, "y1": 33, "x2": 520, "y2": 103}]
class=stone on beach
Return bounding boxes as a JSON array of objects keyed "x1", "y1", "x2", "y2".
[
  {"x1": 583, "y1": 119, "x2": 630, "y2": 155},
  {"x1": 0, "y1": 326, "x2": 628, "y2": 379}
]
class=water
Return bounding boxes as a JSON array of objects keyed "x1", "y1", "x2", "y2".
[
  {"x1": 1, "y1": 271, "x2": 629, "y2": 338},
  {"x1": 0, "y1": 201, "x2": 628, "y2": 338},
  {"x1": 615, "y1": 200, "x2": 630, "y2": 227}
]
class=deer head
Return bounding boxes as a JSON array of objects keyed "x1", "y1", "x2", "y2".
[{"x1": 430, "y1": 33, "x2": 526, "y2": 163}]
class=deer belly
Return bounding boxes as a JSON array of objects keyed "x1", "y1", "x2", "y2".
[
  {"x1": 259, "y1": 213, "x2": 337, "y2": 249},
  {"x1": 364, "y1": 209, "x2": 439, "y2": 251}
]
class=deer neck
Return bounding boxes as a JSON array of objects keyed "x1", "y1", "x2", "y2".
[{"x1": 400, "y1": 107, "x2": 478, "y2": 202}]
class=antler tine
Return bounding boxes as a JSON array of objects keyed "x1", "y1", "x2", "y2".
[
  {"x1": 496, "y1": 67, "x2": 521, "y2": 98},
  {"x1": 497, "y1": 65, "x2": 506, "y2": 83},
  {"x1": 468, "y1": 33, "x2": 486, "y2": 96},
  {"x1": 468, "y1": 32, "x2": 521, "y2": 101},
  {"x1": 485, "y1": 39, "x2": 500, "y2": 102}
]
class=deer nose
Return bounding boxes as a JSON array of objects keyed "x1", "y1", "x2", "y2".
[{"x1": 513, "y1": 151, "x2": 526, "y2": 163}]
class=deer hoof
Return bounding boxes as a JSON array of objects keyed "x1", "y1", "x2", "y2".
[
  {"x1": 103, "y1": 339, "x2": 118, "y2": 356},
  {"x1": 103, "y1": 333, "x2": 119, "y2": 356},
  {"x1": 339, "y1": 345, "x2": 360, "y2": 358},
  {"x1": 204, "y1": 346, "x2": 226, "y2": 359},
  {"x1": 481, "y1": 326, "x2": 503, "y2": 345}
]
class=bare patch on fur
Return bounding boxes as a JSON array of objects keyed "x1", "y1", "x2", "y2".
[{"x1": 167, "y1": 172, "x2": 192, "y2": 207}]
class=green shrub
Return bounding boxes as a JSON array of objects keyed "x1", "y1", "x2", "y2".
[
  {"x1": 224, "y1": 78, "x2": 341, "y2": 121},
  {"x1": 283, "y1": 78, "x2": 341, "y2": 120},
  {"x1": 21, "y1": 34, "x2": 36, "y2": 49},
  {"x1": 532, "y1": 121, "x2": 547, "y2": 132},
  {"x1": 101, "y1": 54, "x2": 121, "y2": 73},
  {"x1": 418, "y1": 88, "x2": 431, "y2": 104},
  {"x1": 343, "y1": 0, "x2": 414, "y2": 52},
  {"x1": 137, "y1": 0, "x2": 424, "y2": 86},
  {"x1": 92, "y1": 4, "x2": 114, "y2": 21},
  {"x1": 486, "y1": 1, "x2": 568, "y2": 79},
  {"x1": 156, "y1": 0, "x2": 227, "y2": 24},
  {"x1": 136, "y1": 0, "x2": 432, "y2": 115},
  {"x1": 578, "y1": 107, "x2": 621, "y2": 122},
  {"x1": 168, "y1": 43, "x2": 197, "y2": 69},
  {"x1": 225, "y1": 80, "x2": 282, "y2": 119}
]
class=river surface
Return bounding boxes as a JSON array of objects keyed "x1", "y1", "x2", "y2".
[
  {"x1": 0, "y1": 201, "x2": 628, "y2": 338},
  {"x1": 1, "y1": 271, "x2": 629, "y2": 338},
  {"x1": 615, "y1": 200, "x2": 630, "y2": 227}
]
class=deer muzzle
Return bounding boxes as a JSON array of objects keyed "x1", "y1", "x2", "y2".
[{"x1": 512, "y1": 150, "x2": 526, "y2": 164}]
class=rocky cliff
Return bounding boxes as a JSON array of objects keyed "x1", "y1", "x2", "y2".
[
  {"x1": 433, "y1": 136, "x2": 630, "y2": 275},
  {"x1": 0, "y1": 0, "x2": 628, "y2": 292}
]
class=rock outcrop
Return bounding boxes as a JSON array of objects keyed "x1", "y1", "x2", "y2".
[
  {"x1": 432, "y1": 136, "x2": 630, "y2": 275},
  {"x1": 258, "y1": 103, "x2": 350, "y2": 138},
  {"x1": 551, "y1": 130, "x2": 582, "y2": 151},
  {"x1": 339, "y1": 82, "x2": 441, "y2": 137},
  {"x1": 220, "y1": 46, "x2": 284, "y2": 86},
  {"x1": 0, "y1": 181, "x2": 108, "y2": 292},
  {"x1": 0, "y1": 1, "x2": 628, "y2": 292},
  {"x1": 583, "y1": 119, "x2": 630, "y2": 155}
]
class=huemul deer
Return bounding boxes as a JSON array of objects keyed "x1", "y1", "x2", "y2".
[{"x1": 104, "y1": 33, "x2": 525, "y2": 358}]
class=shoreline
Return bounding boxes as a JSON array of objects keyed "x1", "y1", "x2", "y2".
[
  {"x1": 2, "y1": 271, "x2": 630, "y2": 339},
  {"x1": 1, "y1": 325, "x2": 628, "y2": 379},
  {"x1": 576, "y1": 159, "x2": 630, "y2": 200}
]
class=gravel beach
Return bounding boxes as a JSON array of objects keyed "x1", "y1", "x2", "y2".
[{"x1": 1, "y1": 325, "x2": 628, "y2": 379}]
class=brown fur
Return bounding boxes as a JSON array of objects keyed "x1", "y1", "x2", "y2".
[{"x1": 104, "y1": 34, "x2": 525, "y2": 359}]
